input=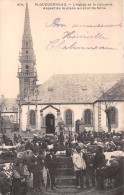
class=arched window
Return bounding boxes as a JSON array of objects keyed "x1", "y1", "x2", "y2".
[
  {"x1": 3, "y1": 115, "x2": 7, "y2": 122},
  {"x1": 65, "y1": 109, "x2": 73, "y2": 126},
  {"x1": 84, "y1": 109, "x2": 92, "y2": 126},
  {"x1": 30, "y1": 110, "x2": 36, "y2": 126},
  {"x1": 25, "y1": 65, "x2": 29, "y2": 72},
  {"x1": 107, "y1": 107, "x2": 118, "y2": 126},
  {"x1": 10, "y1": 115, "x2": 14, "y2": 122},
  {"x1": 26, "y1": 41, "x2": 28, "y2": 47}
]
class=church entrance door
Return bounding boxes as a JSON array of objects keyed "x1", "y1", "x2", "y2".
[{"x1": 46, "y1": 114, "x2": 55, "y2": 134}]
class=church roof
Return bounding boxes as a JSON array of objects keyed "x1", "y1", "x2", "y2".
[
  {"x1": 28, "y1": 73, "x2": 124, "y2": 104},
  {"x1": 98, "y1": 78, "x2": 124, "y2": 101}
]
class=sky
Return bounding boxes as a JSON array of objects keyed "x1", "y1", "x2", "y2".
[{"x1": 0, "y1": 0, "x2": 123, "y2": 98}]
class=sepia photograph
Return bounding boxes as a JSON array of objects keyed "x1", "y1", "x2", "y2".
[{"x1": 0, "y1": 0, "x2": 124, "y2": 194}]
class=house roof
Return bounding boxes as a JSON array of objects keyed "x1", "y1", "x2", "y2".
[
  {"x1": 27, "y1": 73, "x2": 124, "y2": 104},
  {"x1": 99, "y1": 78, "x2": 124, "y2": 101},
  {"x1": 0, "y1": 98, "x2": 18, "y2": 112}
]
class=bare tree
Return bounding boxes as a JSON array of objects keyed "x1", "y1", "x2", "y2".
[
  {"x1": 99, "y1": 89, "x2": 115, "y2": 132},
  {"x1": 96, "y1": 79, "x2": 124, "y2": 132}
]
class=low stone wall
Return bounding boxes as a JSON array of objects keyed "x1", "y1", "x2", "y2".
[{"x1": 4, "y1": 130, "x2": 41, "y2": 141}]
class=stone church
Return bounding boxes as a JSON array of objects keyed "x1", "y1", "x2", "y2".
[{"x1": 1, "y1": 4, "x2": 124, "y2": 135}]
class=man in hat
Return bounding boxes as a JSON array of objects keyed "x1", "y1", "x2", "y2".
[
  {"x1": 12, "y1": 160, "x2": 28, "y2": 195},
  {"x1": 72, "y1": 146, "x2": 86, "y2": 189},
  {"x1": 33, "y1": 150, "x2": 45, "y2": 190},
  {"x1": 44, "y1": 149, "x2": 57, "y2": 190},
  {"x1": 93, "y1": 146, "x2": 106, "y2": 190}
]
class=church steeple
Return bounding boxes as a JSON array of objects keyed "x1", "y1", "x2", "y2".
[
  {"x1": 18, "y1": 3, "x2": 37, "y2": 100},
  {"x1": 23, "y1": 3, "x2": 31, "y2": 37}
]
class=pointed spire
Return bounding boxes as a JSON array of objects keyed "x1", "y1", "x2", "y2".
[
  {"x1": 18, "y1": 3, "x2": 37, "y2": 101},
  {"x1": 20, "y1": 3, "x2": 36, "y2": 64},
  {"x1": 23, "y1": 3, "x2": 32, "y2": 39}
]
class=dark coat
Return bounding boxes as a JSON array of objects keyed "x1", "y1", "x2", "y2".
[
  {"x1": 44, "y1": 153, "x2": 57, "y2": 170},
  {"x1": 93, "y1": 152, "x2": 105, "y2": 169},
  {"x1": 36, "y1": 154, "x2": 44, "y2": 171}
]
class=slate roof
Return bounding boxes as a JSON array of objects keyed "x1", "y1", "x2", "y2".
[
  {"x1": 0, "y1": 98, "x2": 18, "y2": 112},
  {"x1": 99, "y1": 78, "x2": 124, "y2": 101},
  {"x1": 28, "y1": 73, "x2": 124, "y2": 104}
]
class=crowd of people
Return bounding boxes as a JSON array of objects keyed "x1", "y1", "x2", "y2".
[{"x1": 0, "y1": 129, "x2": 123, "y2": 195}]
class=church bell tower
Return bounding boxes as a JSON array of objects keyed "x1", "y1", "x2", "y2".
[{"x1": 18, "y1": 3, "x2": 37, "y2": 100}]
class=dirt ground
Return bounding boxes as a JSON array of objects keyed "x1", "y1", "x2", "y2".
[{"x1": 26, "y1": 186, "x2": 123, "y2": 195}]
